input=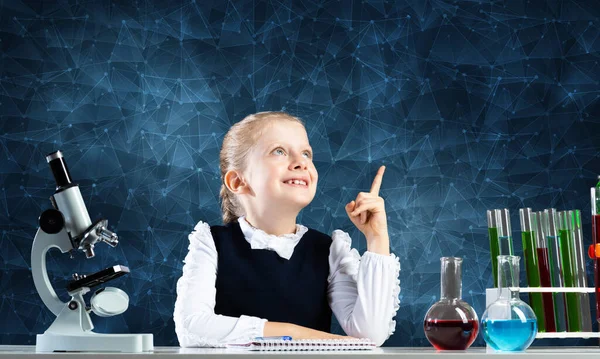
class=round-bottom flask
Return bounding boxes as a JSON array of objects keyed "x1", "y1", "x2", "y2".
[
  {"x1": 482, "y1": 255, "x2": 537, "y2": 351},
  {"x1": 424, "y1": 257, "x2": 479, "y2": 350}
]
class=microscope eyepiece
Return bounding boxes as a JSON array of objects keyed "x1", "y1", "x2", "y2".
[{"x1": 46, "y1": 150, "x2": 73, "y2": 190}]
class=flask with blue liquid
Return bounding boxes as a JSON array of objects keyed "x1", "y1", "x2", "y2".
[{"x1": 481, "y1": 255, "x2": 537, "y2": 352}]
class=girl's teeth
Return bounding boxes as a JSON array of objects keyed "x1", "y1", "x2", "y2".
[{"x1": 286, "y1": 180, "x2": 306, "y2": 186}]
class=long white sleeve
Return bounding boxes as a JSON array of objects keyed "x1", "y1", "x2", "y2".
[
  {"x1": 327, "y1": 230, "x2": 401, "y2": 346},
  {"x1": 173, "y1": 221, "x2": 267, "y2": 347}
]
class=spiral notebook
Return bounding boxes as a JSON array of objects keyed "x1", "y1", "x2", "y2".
[{"x1": 227, "y1": 338, "x2": 376, "y2": 351}]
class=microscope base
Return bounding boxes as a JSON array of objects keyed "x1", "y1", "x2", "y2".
[
  {"x1": 36, "y1": 332, "x2": 154, "y2": 352},
  {"x1": 34, "y1": 289, "x2": 153, "y2": 352}
]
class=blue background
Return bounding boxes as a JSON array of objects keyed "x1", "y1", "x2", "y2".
[{"x1": 1, "y1": 0, "x2": 600, "y2": 348}]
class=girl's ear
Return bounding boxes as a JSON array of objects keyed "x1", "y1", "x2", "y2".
[{"x1": 224, "y1": 170, "x2": 250, "y2": 194}]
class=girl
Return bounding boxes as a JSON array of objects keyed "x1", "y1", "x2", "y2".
[{"x1": 173, "y1": 112, "x2": 400, "y2": 347}]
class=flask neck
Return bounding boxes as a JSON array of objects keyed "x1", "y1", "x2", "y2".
[
  {"x1": 440, "y1": 257, "x2": 462, "y2": 300},
  {"x1": 497, "y1": 255, "x2": 520, "y2": 300}
]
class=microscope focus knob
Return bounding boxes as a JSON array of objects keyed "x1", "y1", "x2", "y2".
[{"x1": 39, "y1": 209, "x2": 65, "y2": 234}]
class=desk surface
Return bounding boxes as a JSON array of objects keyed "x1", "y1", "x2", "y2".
[{"x1": 1, "y1": 346, "x2": 600, "y2": 358}]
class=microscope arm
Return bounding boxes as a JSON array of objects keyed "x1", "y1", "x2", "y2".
[{"x1": 31, "y1": 227, "x2": 74, "y2": 316}]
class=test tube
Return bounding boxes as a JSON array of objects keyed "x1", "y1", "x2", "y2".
[
  {"x1": 535, "y1": 211, "x2": 557, "y2": 332},
  {"x1": 487, "y1": 210, "x2": 500, "y2": 288},
  {"x1": 519, "y1": 208, "x2": 546, "y2": 332},
  {"x1": 496, "y1": 209, "x2": 514, "y2": 256},
  {"x1": 591, "y1": 188, "x2": 600, "y2": 323},
  {"x1": 543, "y1": 208, "x2": 567, "y2": 332},
  {"x1": 572, "y1": 210, "x2": 593, "y2": 332},
  {"x1": 558, "y1": 210, "x2": 581, "y2": 332}
]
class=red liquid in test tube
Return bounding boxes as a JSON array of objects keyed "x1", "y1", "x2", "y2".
[{"x1": 536, "y1": 247, "x2": 557, "y2": 332}]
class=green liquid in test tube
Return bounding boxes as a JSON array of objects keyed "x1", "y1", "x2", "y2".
[
  {"x1": 497, "y1": 209, "x2": 514, "y2": 255},
  {"x1": 558, "y1": 211, "x2": 581, "y2": 332},
  {"x1": 487, "y1": 210, "x2": 500, "y2": 288},
  {"x1": 519, "y1": 208, "x2": 546, "y2": 332},
  {"x1": 544, "y1": 209, "x2": 568, "y2": 332},
  {"x1": 596, "y1": 176, "x2": 600, "y2": 211},
  {"x1": 572, "y1": 210, "x2": 593, "y2": 332}
]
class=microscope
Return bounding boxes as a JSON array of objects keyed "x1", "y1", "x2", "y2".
[{"x1": 31, "y1": 150, "x2": 153, "y2": 352}]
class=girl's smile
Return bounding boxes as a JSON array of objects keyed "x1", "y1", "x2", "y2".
[{"x1": 282, "y1": 177, "x2": 310, "y2": 187}]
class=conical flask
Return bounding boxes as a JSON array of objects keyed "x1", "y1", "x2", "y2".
[
  {"x1": 423, "y1": 257, "x2": 479, "y2": 350},
  {"x1": 482, "y1": 255, "x2": 537, "y2": 351}
]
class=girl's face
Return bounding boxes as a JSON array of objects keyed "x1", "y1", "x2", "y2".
[{"x1": 243, "y1": 120, "x2": 318, "y2": 212}]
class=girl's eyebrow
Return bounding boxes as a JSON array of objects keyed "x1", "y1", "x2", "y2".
[{"x1": 265, "y1": 142, "x2": 282, "y2": 151}]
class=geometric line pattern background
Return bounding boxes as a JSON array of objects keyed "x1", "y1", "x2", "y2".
[{"x1": 1, "y1": 0, "x2": 600, "y2": 347}]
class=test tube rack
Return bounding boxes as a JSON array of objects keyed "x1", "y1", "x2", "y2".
[{"x1": 485, "y1": 287, "x2": 600, "y2": 339}]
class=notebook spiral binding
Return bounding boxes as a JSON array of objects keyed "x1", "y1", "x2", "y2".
[{"x1": 250, "y1": 338, "x2": 376, "y2": 351}]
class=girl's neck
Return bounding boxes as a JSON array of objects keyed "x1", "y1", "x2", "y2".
[{"x1": 244, "y1": 213, "x2": 298, "y2": 236}]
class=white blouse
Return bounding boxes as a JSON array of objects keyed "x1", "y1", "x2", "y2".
[{"x1": 173, "y1": 216, "x2": 401, "y2": 347}]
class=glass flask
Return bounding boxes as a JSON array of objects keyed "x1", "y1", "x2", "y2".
[
  {"x1": 423, "y1": 257, "x2": 479, "y2": 350},
  {"x1": 482, "y1": 255, "x2": 537, "y2": 352}
]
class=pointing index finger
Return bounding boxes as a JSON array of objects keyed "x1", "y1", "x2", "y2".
[{"x1": 370, "y1": 166, "x2": 385, "y2": 195}]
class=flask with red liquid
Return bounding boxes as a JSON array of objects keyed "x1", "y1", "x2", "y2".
[{"x1": 424, "y1": 257, "x2": 479, "y2": 350}]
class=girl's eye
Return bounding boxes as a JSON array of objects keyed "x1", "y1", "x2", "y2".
[{"x1": 272, "y1": 147, "x2": 311, "y2": 159}]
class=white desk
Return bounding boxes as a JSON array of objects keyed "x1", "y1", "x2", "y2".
[{"x1": 1, "y1": 346, "x2": 600, "y2": 358}]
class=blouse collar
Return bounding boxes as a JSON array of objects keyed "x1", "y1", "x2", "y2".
[{"x1": 237, "y1": 216, "x2": 308, "y2": 260}]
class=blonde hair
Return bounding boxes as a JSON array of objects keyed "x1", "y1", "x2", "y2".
[{"x1": 219, "y1": 111, "x2": 305, "y2": 224}]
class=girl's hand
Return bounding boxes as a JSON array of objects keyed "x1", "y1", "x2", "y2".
[{"x1": 345, "y1": 166, "x2": 390, "y2": 255}]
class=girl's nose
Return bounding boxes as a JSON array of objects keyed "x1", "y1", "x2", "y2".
[
  {"x1": 289, "y1": 155, "x2": 308, "y2": 170},
  {"x1": 293, "y1": 163, "x2": 306, "y2": 170}
]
